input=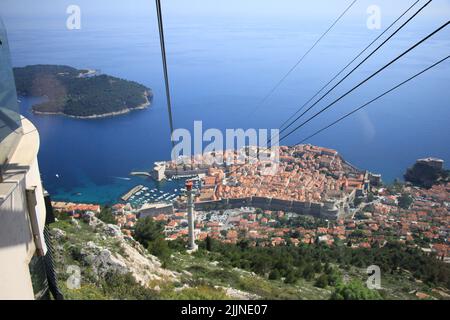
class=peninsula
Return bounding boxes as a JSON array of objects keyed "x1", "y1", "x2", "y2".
[{"x1": 14, "y1": 64, "x2": 153, "y2": 118}]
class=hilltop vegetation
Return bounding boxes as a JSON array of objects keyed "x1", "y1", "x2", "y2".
[
  {"x1": 14, "y1": 65, "x2": 152, "y2": 118},
  {"x1": 404, "y1": 161, "x2": 449, "y2": 188},
  {"x1": 50, "y1": 209, "x2": 450, "y2": 300},
  {"x1": 204, "y1": 239, "x2": 450, "y2": 291}
]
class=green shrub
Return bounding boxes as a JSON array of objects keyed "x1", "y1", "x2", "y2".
[
  {"x1": 315, "y1": 274, "x2": 329, "y2": 288},
  {"x1": 268, "y1": 270, "x2": 281, "y2": 280},
  {"x1": 97, "y1": 207, "x2": 115, "y2": 224},
  {"x1": 330, "y1": 280, "x2": 382, "y2": 300}
]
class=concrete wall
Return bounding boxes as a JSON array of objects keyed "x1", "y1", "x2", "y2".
[
  {"x1": 0, "y1": 117, "x2": 46, "y2": 300},
  {"x1": 195, "y1": 196, "x2": 343, "y2": 219},
  {"x1": 165, "y1": 169, "x2": 209, "y2": 177},
  {"x1": 138, "y1": 204, "x2": 174, "y2": 218},
  {"x1": 0, "y1": 175, "x2": 35, "y2": 300}
]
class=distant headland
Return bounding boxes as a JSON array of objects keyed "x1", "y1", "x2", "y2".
[{"x1": 14, "y1": 64, "x2": 153, "y2": 119}]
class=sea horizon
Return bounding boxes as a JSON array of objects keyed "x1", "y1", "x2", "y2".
[{"x1": 3, "y1": 4, "x2": 449, "y2": 205}]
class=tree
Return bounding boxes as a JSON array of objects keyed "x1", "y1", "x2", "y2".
[
  {"x1": 251, "y1": 256, "x2": 270, "y2": 275},
  {"x1": 315, "y1": 274, "x2": 329, "y2": 288},
  {"x1": 148, "y1": 237, "x2": 170, "y2": 260},
  {"x1": 54, "y1": 210, "x2": 71, "y2": 221},
  {"x1": 398, "y1": 193, "x2": 413, "y2": 209},
  {"x1": 302, "y1": 264, "x2": 315, "y2": 281},
  {"x1": 97, "y1": 206, "x2": 115, "y2": 224},
  {"x1": 134, "y1": 216, "x2": 164, "y2": 248},
  {"x1": 238, "y1": 239, "x2": 250, "y2": 250},
  {"x1": 313, "y1": 261, "x2": 323, "y2": 273},
  {"x1": 324, "y1": 262, "x2": 332, "y2": 274},
  {"x1": 167, "y1": 238, "x2": 186, "y2": 251},
  {"x1": 284, "y1": 270, "x2": 297, "y2": 284},
  {"x1": 206, "y1": 235, "x2": 213, "y2": 252},
  {"x1": 268, "y1": 269, "x2": 281, "y2": 280},
  {"x1": 327, "y1": 269, "x2": 342, "y2": 287}
]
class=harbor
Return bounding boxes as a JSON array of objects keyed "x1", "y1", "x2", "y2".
[
  {"x1": 122, "y1": 184, "x2": 182, "y2": 208},
  {"x1": 119, "y1": 171, "x2": 201, "y2": 208},
  {"x1": 121, "y1": 185, "x2": 144, "y2": 202}
]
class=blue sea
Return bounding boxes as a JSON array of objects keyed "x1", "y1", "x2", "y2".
[{"x1": 2, "y1": 2, "x2": 450, "y2": 204}]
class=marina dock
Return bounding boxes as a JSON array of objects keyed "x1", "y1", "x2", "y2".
[
  {"x1": 130, "y1": 171, "x2": 152, "y2": 178},
  {"x1": 121, "y1": 185, "x2": 144, "y2": 202}
]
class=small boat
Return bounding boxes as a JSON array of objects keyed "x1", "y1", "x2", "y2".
[{"x1": 113, "y1": 176, "x2": 131, "y2": 181}]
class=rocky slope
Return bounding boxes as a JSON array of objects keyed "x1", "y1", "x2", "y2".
[
  {"x1": 50, "y1": 213, "x2": 256, "y2": 299},
  {"x1": 51, "y1": 213, "x2": 178, "y2": 297}
]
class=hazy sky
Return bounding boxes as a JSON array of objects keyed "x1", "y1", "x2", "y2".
[{"x1": 1, "y1": 0, "x2": 449, "y2": 21}]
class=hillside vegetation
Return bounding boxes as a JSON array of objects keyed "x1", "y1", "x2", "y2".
[{"x1": 49, "y1": 211, "x2": 450, "y2": 300}]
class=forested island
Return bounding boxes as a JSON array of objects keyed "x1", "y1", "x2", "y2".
[{"x1": 14, "y1": 65, "x2": 152, "y2": 118}]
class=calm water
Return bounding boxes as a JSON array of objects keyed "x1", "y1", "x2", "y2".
[{"x1": 4, "y1": 9, "x2": 450, "y2": 204}]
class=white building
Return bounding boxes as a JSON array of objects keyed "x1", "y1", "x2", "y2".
[{"x1": 152, "y1": 162, "x2": 166, "y2": 181}]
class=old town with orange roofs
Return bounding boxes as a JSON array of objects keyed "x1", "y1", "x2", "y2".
[{"x1": 51, "y1": 145, "x2": 449, "y2": 262}]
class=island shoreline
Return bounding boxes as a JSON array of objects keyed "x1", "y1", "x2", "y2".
[{"x1": 32, "y1": 92, "x2": 152, "y2": 120}]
